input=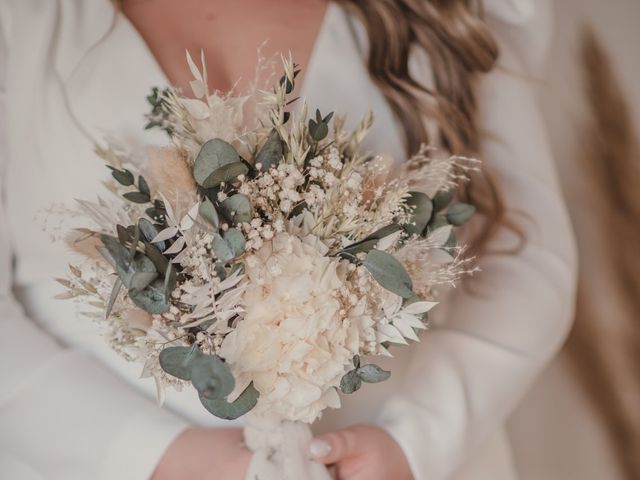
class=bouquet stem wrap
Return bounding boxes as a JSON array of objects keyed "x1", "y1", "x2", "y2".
[{"x1": 244, "y1": 415, "x2": 333, "y2": 480}]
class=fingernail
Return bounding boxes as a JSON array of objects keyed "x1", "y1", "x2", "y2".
[{"x1": 309, "y1": 438, "x2": 332, "y2": 458}]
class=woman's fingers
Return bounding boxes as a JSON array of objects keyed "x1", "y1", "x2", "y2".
[{"x1": 309, "y1": 427, "x2": 361, "y2": 464}]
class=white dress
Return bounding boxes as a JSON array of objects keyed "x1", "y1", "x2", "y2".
[{"x1": 0, "y1": 1, "x2": 577, "y2": 479}]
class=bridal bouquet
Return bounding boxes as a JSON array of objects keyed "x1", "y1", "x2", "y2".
[{"x1": 57, "y1": 54, "x2": 475, "y2": 479}]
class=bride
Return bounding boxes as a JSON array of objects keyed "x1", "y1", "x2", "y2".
[{"x1": 0, "y1": 0, "x2": 576, "y2": 479}]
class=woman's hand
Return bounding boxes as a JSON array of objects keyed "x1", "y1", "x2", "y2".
[
  {"x1": 309, "y1": 424, "x2": 413, "y2": 480},
  {"x1": 152, "y1": 427, "x2": 251, "y2": 480}
]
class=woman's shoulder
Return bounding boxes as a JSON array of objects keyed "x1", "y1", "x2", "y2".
[{"x1": 0, "y1": 0, "x2": 116, "y2": 65}]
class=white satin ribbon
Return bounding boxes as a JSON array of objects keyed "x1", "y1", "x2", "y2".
[{"x1": 244, "y1": 415, "x2": 334, "y2": 480}]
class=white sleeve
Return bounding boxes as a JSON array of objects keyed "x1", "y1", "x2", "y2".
[
  {"x1": 378, "y1": 2, "x2": 578, "y2": 479},
  {"x1": 0, "y1": 6, "x2": 189, "y2": 480}
]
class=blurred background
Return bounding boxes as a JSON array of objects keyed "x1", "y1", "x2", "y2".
[{"x1": 508, "y1": 0, "x2": 640, "y2": 479}]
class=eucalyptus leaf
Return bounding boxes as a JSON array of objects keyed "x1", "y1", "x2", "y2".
[
  {"x1": 193, "y1": 139, "x2": 242, "y2": 187},
  {"x1": 212, "y1": 234, "x2": 235, "y2": 264},
  {"x1": 220, "y1": 194, "x2": 252, "y2": 224},
  {"x1": 159, "y1": 346, "x2": 201, "y2": 381},
  {"x1": 129, "y1": 270, "x2": 158, "y2": 291},
  {"x1": 223, "y1": 228, "x2": 246, "y2": 257},
  {"x1": 357, "y1": 364, "x2": 391, "y2": 383},
  {"x1": 446, "y1": 202, "x2": 476, "y2": 226},
  {"x1": 138, "y1": 218, "x2": 164, "y2": 250},
  {"x1": 190, "y1": 354, "x2": 235, "y2": 400},
  {"x1": 117, "y1": 253, "x2": 157, "y2": 290},
  {"x1": 202, "y1": 162, "x2": 249, "y2": 188},
  {"x1": 433, "y1": 189, "x2": 454, "y2": 212},
  {"x1": 123, "y1": 191, "x2": 151, "y2": 204},
  {"x1": 255, "y1": 129, "x2": 283, "y2": 170},
  {"x1": 144, "y1": 241, "x2": 169, "y2": 275},
  {"x1": 199, "y1": 198, "x2": 220, "y2": 228},
  {"x1": 199, "y1": 382, "x2": 260, "y2": 420},
  {"x1": 98, "y1": 235, "x2": 131, "y2": 272},
  {"x1": 427, "y1": 215, "x2": 448, "y2": 233},
  {"x1": 404, "y1": 191, "x2": 433, "y2": 236},
  {"x1": 129, "y1": 278, "x2": 170, "y2": 314},
  {"x1": 363, "y1": 249, "x2": 414, "y2": 299},
  {"x1": 340, "y1": 370, "x2": 362, "y2": 394}
]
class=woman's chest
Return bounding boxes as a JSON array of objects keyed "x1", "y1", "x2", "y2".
[
  {"x1": 121, "y1": 0, "x2": 330, "y2": 94},
  {"x1": 4, "y1": 1, "x2": 406, "y2": 285}
]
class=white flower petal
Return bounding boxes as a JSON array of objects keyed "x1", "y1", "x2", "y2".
[
  {"x1": 429, "y1": 225, "x2": 453, "y2": 247},
  {"x1": 179, "y1": 98, "x2": 210, "y2": 120},
  {"x1": 376, "y1": 230, "x2": 403, "y2": 251},
  {"x1": 180, "y1": 202, "x2": 200, "y2": 230},
  {"x1": 393, "y1": 317, "x2": 421, "y2": 342},
  {"x1": 430, "y1": 249, "x2": 455, "y2": 265},
  {"x1": 403, "y1": 301, "x2": 438, "y2": 315},
  {"x1": 152, "y1": 226, "x2": 179, "y2": 243},
  {"x1": 397, "y1": 312, "x2": 427, "y2": 330},
  {"x1": 377, "y1": 324, "x2": 408, "y2": 345},
  {"x1": 186, "y1": 50, "x2": 204, "y2": 83},
  {"x1": 190, "y1": 80, "x2": 207, "y2": 99},
  {"x1": 163, "y1": 235, "x2": 186, "y2": 254}
]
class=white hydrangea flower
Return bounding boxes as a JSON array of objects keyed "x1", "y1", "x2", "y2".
[{"x1": 220, "y1": 231, "x2": 360, "y2": 423}]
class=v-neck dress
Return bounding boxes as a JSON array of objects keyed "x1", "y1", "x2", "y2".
[{"x1": 0, "y1": 1, "x2": 576, "y2": 479}]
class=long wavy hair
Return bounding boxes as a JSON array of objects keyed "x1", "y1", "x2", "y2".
[{"x1": 335, "y1": 0, "x2": 507, "y2": 254}]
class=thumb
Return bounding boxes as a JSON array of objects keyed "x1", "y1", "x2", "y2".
[{"x1": 308, "y1": 427, "x2": 360, "y2": 465}]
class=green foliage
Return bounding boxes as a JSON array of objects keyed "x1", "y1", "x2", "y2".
[
  {"x1": 340, "y1": 357, "x2": 391, "y2": 394},
  {"x1": 160, "y1": 344, "x2": 258, "y2": 419},
  {"x1": 357, "y1": 364, "x2": 391, "y2": 383},
  {"x1": 138, "y1": 175, "x2": 151, "y2": 197},
  {"x1": 446, "y1": 202, "x2": 476, "y2": 226},
  {"x1": 309, "y1": 109, "x2": 334, "y2": 141},
  {"x1": 159, "y1": 346, "x2": 200, "y2": 381},
  {"x1": 199, "y1": 382, "x2": 260, "y2": 420},
  {"x1": 211, "y1": 228, "x2": 246, "y2": 265},
  {"x1": 220, "y1": 194, "x2": 252, "y2": 224},
  {"x1": 255, "y1": 129, "x2": 284, "y2": 171},
  {"x1": 190, "y1": 354, "x2": 236, "y2": 400},
  {"x1": 123, "y1": 191, "x2": 151, "y2": 204},
  {"x1": 339, "y1": 224, "x2": 403, "y2": 257},
  {"x1": 363, "y1": 249, "x2": 414, "y2": 299},
  {"x1": 199, "y1": 198, "x2": 220, "y2": 228},
  {"x1": 340, "y1": 370, "x2": 362, "y2": 394},
  {"x1": 145, "y1": 199, "x2": 167, "y2": 223},
  {"x1": 279, "y1": 66, "x2": 300, "y2": 94},
  {"x1": 432, "y1": 189, "x2": 454, "y2": 212},
  {"x1": 129, "y1": 278, "x2": 170, "y2": 314},
  {"x1": 403, "y1": 192, "x2": 433, "y2": 236},
  {"x1": 145, "y1": 87, "x2": 173, "y2": 134},
  {"x1": 193, "y1": 139, "x2": 247, "y2": 188},
  {"x1": 107, "y1": 166, "x2": 134, "y2": 186},
  {"x1": 105, "y1": 278, "x2": 122, "y2": 319}
]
